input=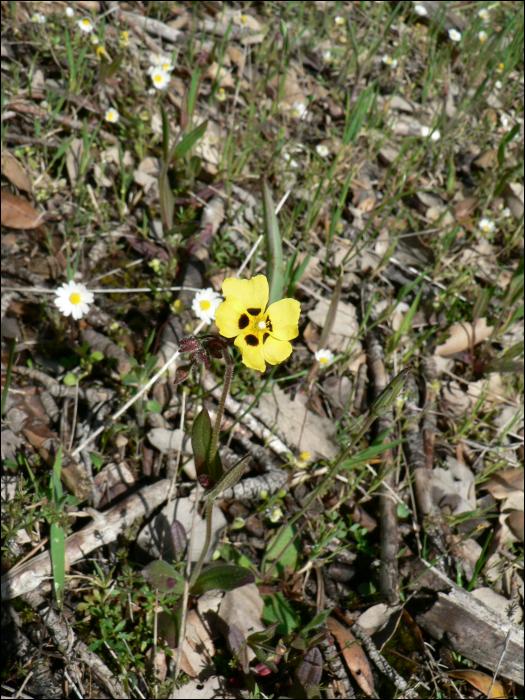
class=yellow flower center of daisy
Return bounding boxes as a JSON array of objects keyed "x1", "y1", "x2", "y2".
[
  {"x1": 319, "y1": 356, "x2": 328, "y2": 364},
  {"x1": 498, "y1": 63, "x2": 504, "y2": 70},
  {"x1": 154, "y1": 75, "x2": 162, "y2": 83},
  {"x1": 386, "y1": 57, "x2": 392, "y2": 64},
  {"x1": 200, "y1": 300, "x2": 211, "y2": 311},
  {"x1": 69, "y1": 293, "x2": 81, "y2": 305},
  {"x1": 300, "y1": 452, "x2": 310, "y2": 461},
  {"x1": 162, "y1": 62, "x2": 170, "y2": 70},
  {"x1": 82, "y1": 19, "x2": 90, "y2": 26}
]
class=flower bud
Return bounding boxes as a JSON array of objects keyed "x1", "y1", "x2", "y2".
[
  {"x1": 371, "y1": 368, "x2": 410, "y2": 417},
  {"x1": 179, "y1": 335, "x2": 200, "y2": 354}
]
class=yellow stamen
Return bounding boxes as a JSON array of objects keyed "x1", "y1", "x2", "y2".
[
  {"x1": 200, "y1": 300, "x2": 211, "y2": 311},
  {"x1": 70, "y1": 293, "x2": 81, "y2": 305}
]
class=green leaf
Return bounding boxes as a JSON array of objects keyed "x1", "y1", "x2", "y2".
[
  {"x1": 170, "y1": 120, "x2": 208, "y2": 164},
  {"x1": 209, "y1": 449, "x2": 224, "y2": 486},
  {"x1": 142, "y1": 560, "x2": 185, "y2": 596},
  {"x1": 90, "y1": 452, "x2": 103, "y2": 469},
  {"x1": 300, "y1": 609, "x2": 332, "y2": 635},
  {"x1": 50, "y1": 523, "x2": 65, "y2": 611},
  {"x1": 207, "y1": 455, "x2": 250, "y2": 500},
  {"x1": 247, "y1": 621, "x2": 279, "y2": 646},
  {"x1": 262, "y1": 175, "x2": 284, "y2": 306},
  {"x1": 262, "y1": 592, "x2": 299, "y2": 635},
  {"x1": 192, "y1": 408, "x2": 213, "y2": 481},
  {"x1": 51, "y1": 444, "x2": 63, "y2": 503},
  {"x1": 370, "y1": 368, "x2": 410, "y2": 418},
  {"x1": 145, "y1": 400, "x2": 162, "y2": 414},
  {"x1": 190, "y1": 564, "x2": 255, "y2": 595},
  {"x1": 89, "y1": 351, "x2": 104, "y2": 363},
  {"x1": 264, "y1": 524, "x2": 299, "y2": 574},
  {"x1": 63, "y1": 373, "x2": 78, "y2": 386}
]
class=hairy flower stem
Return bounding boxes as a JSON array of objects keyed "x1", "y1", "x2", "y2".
[
  {"x1": 189, "y1": 345, "x2": 234, "y2": 590},
  {"x1": 188, "y1": 498, "x2": 213, "y2": 590},
  {"x1": 208, "y1": 345, "x2": 234, "y2": 468}
]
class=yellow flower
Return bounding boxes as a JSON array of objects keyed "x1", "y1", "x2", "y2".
[{"x1": 215, "y1": 275, "x2": 301, "y2": 372}]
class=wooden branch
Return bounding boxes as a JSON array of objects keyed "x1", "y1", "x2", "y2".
[{"x1": 2, "y1": 479, "x2": 171, "y2": 601}]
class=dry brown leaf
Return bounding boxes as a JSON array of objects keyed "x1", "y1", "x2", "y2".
[
  {"x1": 307, "y1": 299, "x2": 360, "y2": 354},
  {"x1": 434, "y1": 318, "x2": 493, "y2": 357},
  {"x1": 506, "y1": 510, "x2": 524, "y2": 542},
  {"x1": 218, "y1": 584, "x2": 264, "y2": 662},
  {"x1": 326, "y1": 617, "x2": 375, "y2": 696},
  {"x1": 503, "y1": 182, "x2": 524, "y2": 221},
  {"x1": 454, "y1": 196, "x2": 479, "y2": 221},
  {"x1": 474, "y1": 149, "x2": 498, "y2": 169},
  {"x1": 1, "y1": 190, "x2": 45, "y2": 229},
  {"x1": 483, "y1": 469, "x2": 524, "y2": 499},
  {"x1": 448, "y1": 669, "x2": 506, "y2": 698},
  {"x1": 259, "y1": 385, "x2": 338, "y2": 460},
  {"x1": 1, "y1": 154, "x2": 31, "y2": 192}
]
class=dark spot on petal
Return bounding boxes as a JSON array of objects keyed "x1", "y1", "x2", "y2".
[
  {"x1": 263, "y1": 333, "x2": 269, "y2": 344},
  {"x1": 245, "y1": 334, "x2": 259, "y2": 347},
  {"x1": 247, "y1": 307, "x2": 261, "y2": 316},
  {"x1": 238, "y1": 314, "x2": 249, "y2": 330},
  {"x1": 266, "y1": 317, "x2": 273, "y2": 333}
]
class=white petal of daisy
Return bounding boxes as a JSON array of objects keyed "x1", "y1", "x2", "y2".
[
  {"x1": 66, "y1": 7, "x2": 75, "y2": 18},
  {"x1": 478, "y1": 31, "x2": 488, "y2": 43},
  {"x1": 149, "y1": 52, "x2": 165, "y2": 66},
  {"x1": 382, "y1": 55, "x2": 397, "y2": 68},
  {"x1": 150, "y1": 67, "x2": 170, "y2": 90},
  {"x1": 32, "y1": 12, "x2": 47, "y2": 24},
  {"x1": 478, "y1": 8, "x2": 489, "y2": 19},
  {"x1": 316, "y1": 144, "x2": 330, "y2": 158},
  {"x1": 478, "y1": 218, "x2": 495, "y2": 234},
  {"x1": 105, "y1": 107, "x2": 119, "y2": 124},
  {"x1": 78, "y1": 18, "x2": 94, "y2": 33},
  {"x1": 448, "y1": 28, "x2": 461, "y2": 42},
  {"x1": 334, "y1": 16, "x2": 344, "y2": 25},
  {"x1": 314, "y1": 349, "x2": 334, "y2": 367},
  {"x1": 414, "y1": 5, "x2": 428, "y2": 17},
  {"x1": 192, "y1": 288, "x2": 222, "y2": 324},
  {"x1": 292, "y1": 101, "x2": 308, "y2": 118},
  {"x1": 54, "y1": 281, "x2": 94, "y2": 320}
]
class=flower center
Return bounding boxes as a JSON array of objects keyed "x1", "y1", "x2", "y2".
[
  {"x1": 69, "y1": 293, "x2": 81, "y2": 305},
  {"x1": 257, "y1": 321, "x2": 266, "y2": 330},
  {"x1": 154, "y1": 75, "x2": 162, "y2": 83},
  {"x1": 200, "y1": 300, "x2": 211, "y2": 311},
  {"x1": 319, "y1": 357, "x2": 328, "y2": 364}
]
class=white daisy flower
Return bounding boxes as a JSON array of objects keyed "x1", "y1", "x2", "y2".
[
  {"x1": 478, "y1": 8, "x2": 489, "y2": 20},
  {"x1": 292, "y1": 101, "x2": 308, "y2": 119},
  {"x1": 32, "y1": 12, "x2": 47, "y2": 24},
  {"x1": 104, "y1": 107, "x2": 119, "y2": 124},
  {"x1": 283, "y1": 152, "x2": 299, "y2": 168},
  {"x1": 316, "y1": 144, "x2": 330, "y2": 158},
  {"x1": 334, "y1": 16, "x2": 344, "y2": 26},
  {"x1": 192, "y1": 288, "x2": 222, "y2": 325},
  {"x1": 323, "y1": 50, "x2": 332, "y2": 62},
  {"x1": 148, "y1": 55, "x2": 174, "y2": 73},
  {"x1": 65, "y1": 7, "x2": 75, "y2": 18},
  {"x1": 54, "y1": 281, "x2": 94, "y2": 320},
  {"x1": 448, "y1": 28, "x2": 461, "y2": 42},
  {"x1": 479, "y1": 218, "x2": 495, "y2": 234},
  {"x1": 382, "y1": 55, "x2": 398, "y2": 68},
  {"x1": 315, "y1": 348, "x2": 334, "y2": 367},
  {"x1": 478, "y1": 31, "x2": 488, "y2": 43},
  {"x1": 78, "y1": 17, "x2": 94, "y2": 33},
  {"x1": 500, "y1": 207, "x2": 511, "y2": 219},
  {"x1": 420, "y1": 125, "x2": 441, "y2": 141},
  {"x1": 150, "y1": 67, "x2": 170, "y2": 90},
  {"x1": 414, "y1": 4, "x2": 428, "y2": 17},
  {"x1": 500, "y1": 114, "x2": 509, "y2": 129},
  {"x1": 494, "y1": 80, "x2": 502, "y2": 89}
]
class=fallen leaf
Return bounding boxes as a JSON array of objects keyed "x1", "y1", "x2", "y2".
[
  {"x1": 454, "y1": 196, "x2": 479, "y2": 221},
  {"x1": 326, "y1": 617, "x2": 375, "y2": 696},
  {"x1": 503, "y1": 182, "x2": 524, "y2": 221},
  {"x1": 1, "y1": 190, "x2": 45, "y2": 229},
  {"x1": 307, "y1": 299, "x2": 360, "y2": 354},
  {"x1": 218, "y1": 584, "x2": 265, "y2": 662},
  {"x1": 473, "y1": 149, "x2": 498, "y2": 169},
  {"x1": 259, "y1": 385, "x2": 338, "y2": 460},
  {"x1": 448, "y1": 669, "x2": 506, "y2": 698},
  {"x1": 1, "y1": 154, "x2": 31, "y2": 192},
  {"x1": 483, "y1": 469, "x2": 524, "y2": 499},
  {"x1": 505, "y1": 510, "x2": 524, "y2": 542},
  {"x1": 434, "y1": 318, "x2": 493, "y2": 357}
]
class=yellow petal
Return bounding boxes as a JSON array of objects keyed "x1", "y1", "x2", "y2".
[
  {"x1": 263, "y1": 336, "x2": 293, "y2": 365},
  {"x1": 215, "y1": 296, "x2": 251, "y2": 338},
  {"x1": 234, "y1": 333, "x2": 266, "y2": 372},
  {"x1": 266, "y1": 298, "x2": 301, "y2": 340},
  {"x1": 222, "y1": 276, "x2": 268, "y2": 314}
]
